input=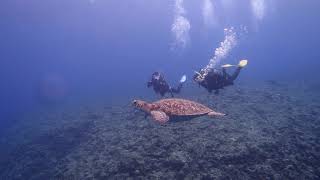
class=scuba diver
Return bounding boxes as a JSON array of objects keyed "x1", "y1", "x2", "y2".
[
  {"x1": 193, "y1": 60, "x2": 248, "y2": 94},
  {"x1": 147, "y1": 72, "x2": 187, "y2": 97}
]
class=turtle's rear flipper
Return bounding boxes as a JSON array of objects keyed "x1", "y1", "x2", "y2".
[
  {"x1": 150, "y1": 111, "x2": 169, "y2": 123},
  {"x1": 208, "y1": 111, "x2": 226, "y2": 117}
]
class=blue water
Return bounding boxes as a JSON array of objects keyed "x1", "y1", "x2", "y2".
[
  {"x1": 0, "y1": 0, "x2": 320, "y2": 178},
  {"x1": 1, "y1": 1, "x2": 319, "y2": 121}
]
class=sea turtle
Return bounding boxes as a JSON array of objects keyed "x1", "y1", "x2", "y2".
[{"x1": 132, "y1": 98, "x2": 225, "y2": 123}]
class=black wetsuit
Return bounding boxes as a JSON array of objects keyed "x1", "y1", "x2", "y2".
[
  {"x1": 194, "y1": 67, "x2": 242, "y2": 94},
  {"x1": 147, "y1": 72, "x2": 182, "y2": 97}
]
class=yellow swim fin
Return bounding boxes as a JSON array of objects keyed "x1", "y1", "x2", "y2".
[
  {"x1": 221, "y1": 59, "x2": 248, "y2": 68},
  {"x1": 238, "y1": 59, "x2": 248, "y2": 68}
]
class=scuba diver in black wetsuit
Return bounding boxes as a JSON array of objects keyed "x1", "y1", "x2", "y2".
[
  {"x1": 147, "y1": 72, "x2": 186, "y2": 97},
  {"x1": 193, "y1": 60, "x2": 248, "y2": 94}
]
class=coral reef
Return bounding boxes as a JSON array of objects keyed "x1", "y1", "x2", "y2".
[{"x1": 0, "y1": 82, "x2": 320, "y2": 179}]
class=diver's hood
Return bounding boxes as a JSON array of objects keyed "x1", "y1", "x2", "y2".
[{"x1": 152, "y1": 74, "x2": 161, "y2": 80}]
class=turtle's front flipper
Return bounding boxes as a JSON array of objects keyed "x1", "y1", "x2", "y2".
[
  {"x1": 150, "y1": 111, "x2": 169, "y2": 123},
  {"x1": 208, "y1": 111, "x2": 226, "y2": 117}
]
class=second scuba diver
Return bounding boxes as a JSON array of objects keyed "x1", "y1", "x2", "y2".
[
  {"x1": 147, "y1": 72, "x2": 186, "y2": 97},
  {"x1": 193, "y1": 60, "x2": 248, "y2": 94}
]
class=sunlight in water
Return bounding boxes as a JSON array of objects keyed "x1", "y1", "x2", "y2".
[
  {"x1": 251, "y1": 0, "x2": 266, "y2": 21},
  {"x1": 171, "y1": 0, "x2": 191, "y2": 50},
  {"x1": 202, "y1": 0, "x2": 216, "y2": 28}
]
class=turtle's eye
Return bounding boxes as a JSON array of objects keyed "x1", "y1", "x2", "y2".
[{"x1": 132, "y1": 100, "x2": 137, "y2": 105}]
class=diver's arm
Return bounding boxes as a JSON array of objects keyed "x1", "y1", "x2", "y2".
[{"x1": 147, "y1": 81, "x2": 152, "y2": 87}]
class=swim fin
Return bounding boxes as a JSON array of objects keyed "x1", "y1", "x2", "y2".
[
  {"x1": 221, "y1": 59, "x2": 248, "y2": 68},
  {"x1": 221, "y1": 64, "x2": 235, "y2": 68},
  {"x1": 180, "y1": 75, "x2": 187, "y2": 83},
  {"x1": 238, "y1": 59, "x2": 248, "y2": 68}
]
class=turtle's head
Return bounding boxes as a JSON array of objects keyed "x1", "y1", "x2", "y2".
[{"x1": 132, "y1": 100, "x2": 151, "y2": 112}]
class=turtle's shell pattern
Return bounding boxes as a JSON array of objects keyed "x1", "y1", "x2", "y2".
[{"x1": 153, "y1": 98, "x2": 213, "y2": 116}]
